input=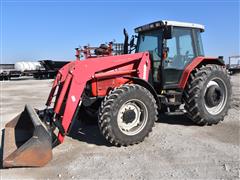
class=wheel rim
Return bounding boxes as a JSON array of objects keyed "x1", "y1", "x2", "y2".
[
  {"x1": 204, "y1": 78, "x2": 228, "y2": 115},
  {"x1": 117, "y1": 99, "x2": 148, "y2": 136}
]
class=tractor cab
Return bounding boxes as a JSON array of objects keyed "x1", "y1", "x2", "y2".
[{"x1": 134, "y1": 20, "x2": 205, "y2": 89}]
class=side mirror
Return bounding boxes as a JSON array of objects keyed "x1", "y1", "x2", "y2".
[{"x1": 163, "y1": 26, "x2": 173, "y2": 39}]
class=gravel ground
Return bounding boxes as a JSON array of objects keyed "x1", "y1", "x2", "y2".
[{"x1": 0, "y1": 74, "x2": 239, "y2": 179}]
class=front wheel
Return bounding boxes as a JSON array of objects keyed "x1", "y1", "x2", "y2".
[
  {"x1": 183, "y1": 64, "x2": 231, "y2": 125},
  {"x1": 98, "y1": 84, "x2": 158, "y2": 146}
]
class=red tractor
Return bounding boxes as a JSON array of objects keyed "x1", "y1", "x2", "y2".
[{"x1": 3, "y1": 20, "x2": 231, "y2": 168}]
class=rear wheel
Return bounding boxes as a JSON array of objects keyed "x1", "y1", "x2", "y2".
[
  {"x1": 183, "y1": 64, "x2": 231, "y2": 125},
  {"x1": 98, "y1": 84, "x2": 158, "y2": 146}
]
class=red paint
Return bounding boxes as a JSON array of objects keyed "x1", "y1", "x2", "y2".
[
  {"x1": 94, "y1": 69, "x2": 137, "y2": 79},
  {"x1": 58, "y1": 80, "x2": 84, "y2": 142},
  {"x1": 47, "y1": 52, "x2": 150, "y2": 143},
  {"x1": 178, "y1": 57, "x2": 220, "y2": 89},
  {"x1": 92, "y1": 78, "x2": 131, "y2": 96},
  {"x1": 54, "y1": 74, "x2": 72, "y2": 114}
]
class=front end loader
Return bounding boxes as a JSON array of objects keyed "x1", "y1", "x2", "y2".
[
  {"x1": 2, "y1": 52, "x2": 151, "y2": 167},
  {"x1": 2, "y1": 20, "x2": 231, "y2": 168}
]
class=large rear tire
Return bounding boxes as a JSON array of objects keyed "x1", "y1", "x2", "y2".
[
  {"x1": 98, "y1": 84, "x2": 158, "y2": 146},
  {"x1": 183, "y1": 64, "x2": 231, "y2": 125}
]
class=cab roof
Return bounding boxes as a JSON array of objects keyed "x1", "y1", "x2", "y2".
[{"x1": 134, "y1": 20, "x2": 205, "y2": 33}]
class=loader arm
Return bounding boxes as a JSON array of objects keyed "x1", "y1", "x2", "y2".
[
  {"x1": 2, "y1": 52, "x2": 150, "y2": 168},
  {"x1": 47, "y1": 52, "x2": 151, "y2": 143}
]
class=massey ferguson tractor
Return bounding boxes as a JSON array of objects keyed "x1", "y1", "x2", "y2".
[{"x1": 2, "y1": 20, "x2": 231, "y2": 168}]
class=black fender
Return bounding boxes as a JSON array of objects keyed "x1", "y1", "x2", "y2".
[{"x1": 123, "y1": 76, "x2": 160, "y2": 109}]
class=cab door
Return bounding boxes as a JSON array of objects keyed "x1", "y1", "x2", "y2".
[
  {"x1": 136, "y1": 29, "x2": 162, "y2": 84},
  {"x1": 162, "y1": 27, "x2": 196, "y2": 89}
]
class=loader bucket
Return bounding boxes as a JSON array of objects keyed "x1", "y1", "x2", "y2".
[{"x1": 2, "y1": 104, "x2": 52, "y2": 168}]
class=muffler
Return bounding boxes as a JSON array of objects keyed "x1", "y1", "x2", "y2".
[{"x1": 2, "y1": 104, "x2": 52, "y2": 168}]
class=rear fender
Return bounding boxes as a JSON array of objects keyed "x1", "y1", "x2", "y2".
[{"x1": 178, "y1": 57, "x2": 225, "y2": 89}]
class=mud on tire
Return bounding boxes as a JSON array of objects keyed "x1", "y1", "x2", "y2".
[
  {"x1": 98, "y1": 84, "x2": 158, "y2": 146},
  {"x1": 183, "y1": 64, "x2": 231, "y2": 125}
]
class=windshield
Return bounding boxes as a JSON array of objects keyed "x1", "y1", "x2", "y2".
[{"x1": 136, "y1": 30, "x2": 162, "y2": 58}]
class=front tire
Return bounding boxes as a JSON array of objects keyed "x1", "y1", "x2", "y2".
[
  {"x1": 183, "y1": 64, "x2": 231, "y2": 125},
  {"x1": 98, "y1": 84, "x2": 158, "y2": 146}
]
